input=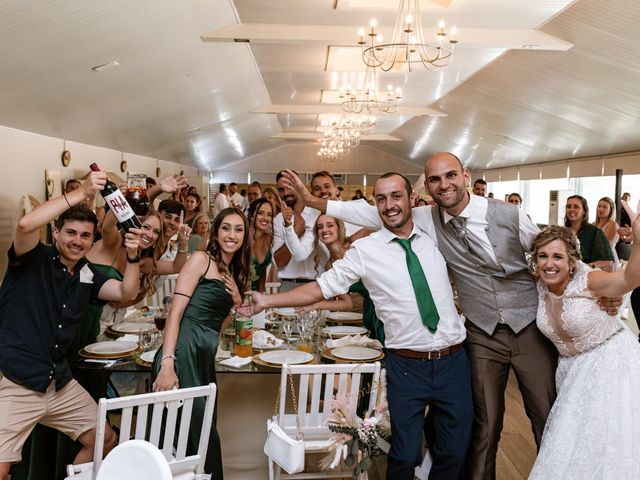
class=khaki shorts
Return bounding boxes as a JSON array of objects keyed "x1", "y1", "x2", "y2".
[{"x1": 0, "y1": 372, "x2": 98, "y2": 463}]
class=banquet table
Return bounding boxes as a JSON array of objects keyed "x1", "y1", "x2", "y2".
[{"x1": 11, "y1": 311, "x2": 379, "y2": 480}]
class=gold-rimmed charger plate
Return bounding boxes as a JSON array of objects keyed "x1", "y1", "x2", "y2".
[
  {"x1": 252, "y1": 353, "x2": 317, "y2": 371},
  {"x1": 324, "y1": 312, "x2": 363, "y2": 325},
  {"x1": 79, "y1": 347, "x2": 140, "y2": 360},
  {"x1": 84, "y1": 341, "x2": 139, "y2": 356},
  {"x1": 110, "y1": 321, "x2": 155, "y2": 334},
  {"x1": 321, "y1": 347, "x2": 384, "y2": 364}
]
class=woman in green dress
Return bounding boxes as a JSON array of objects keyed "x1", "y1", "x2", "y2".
[
  {"x1": 302, "y1": 214, "x2": 384, "y2": 343},
  {"x1": 247, "y1": 198, "x2": 273, "y2": 292},
  {"x1": 153, "y1": 208, "x2": 250, "y2": 479}
]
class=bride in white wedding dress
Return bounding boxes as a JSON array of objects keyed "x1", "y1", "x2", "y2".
[{"x1": 528, "y1": 205, "x2": 640, "y2": 480}]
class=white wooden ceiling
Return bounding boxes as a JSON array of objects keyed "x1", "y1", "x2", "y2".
[{"x1": 0, "y1": 0, "x2": 638, "y2": 174}]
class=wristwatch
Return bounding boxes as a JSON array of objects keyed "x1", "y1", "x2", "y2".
[{"x1": 127, "y1": 254, "x2": 141, "y2": 263}]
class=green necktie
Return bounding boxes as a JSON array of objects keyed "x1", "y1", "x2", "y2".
[{"x1": 394, "y1": 236, "x2": 440, "y2": 333}]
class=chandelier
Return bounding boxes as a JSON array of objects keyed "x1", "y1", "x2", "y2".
[
  {"x1": 339, "y1": 65, "x2": 402, "y2": 115},
  {"x1": 317, "y1": 116, "x2": 375, "y2": 160},
  {"x1": 358, "y1": 0, "x2": 458, "y2": 72}
]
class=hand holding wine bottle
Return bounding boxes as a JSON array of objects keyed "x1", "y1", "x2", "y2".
[
  {"x1": 81, "y1": 170, "x2": 108, "y2": 198},
  {"x1": 90, "y1": 163, "x2": 142, "y2": 232}
]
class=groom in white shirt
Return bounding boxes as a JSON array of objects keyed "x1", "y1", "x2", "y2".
[{"x1": 242, "y1": 173, "x2": 473, "y2": 480}]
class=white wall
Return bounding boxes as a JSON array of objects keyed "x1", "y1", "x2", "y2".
[{"x1": 0, "y1": 125, "x2": 202, "y2": 274}]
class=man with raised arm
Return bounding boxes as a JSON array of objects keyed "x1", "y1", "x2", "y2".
[
  {"x1": 242, "y1": 173, "x2": 472, "y2": 480},
  {"x1": 272, "y1": 170, "x2": 320, "y2": 291},
  {"x1": 0, "y1": 171, "x2": 142, "y2": 480}
]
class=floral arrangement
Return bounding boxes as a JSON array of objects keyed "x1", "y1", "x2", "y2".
[{"x1": 319, "y1": 371, "x2": 391, "y2": 479}]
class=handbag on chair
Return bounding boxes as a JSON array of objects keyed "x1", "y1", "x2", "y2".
[{"x1": 264, "y1": 368, "x2": 305, "y2": 474}]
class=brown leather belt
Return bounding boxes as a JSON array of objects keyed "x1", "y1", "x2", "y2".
[{"x1": 388, "y1": 343, "x2": 464, "y2": 361}]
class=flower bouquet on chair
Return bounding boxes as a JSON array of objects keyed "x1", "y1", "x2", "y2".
[{"x1": 319, "y1": 393, "x2": 390, "y2": 479}]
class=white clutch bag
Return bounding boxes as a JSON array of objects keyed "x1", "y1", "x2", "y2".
[{"x1": 264, "y1": 418, "x2": 305, "y2": 474}]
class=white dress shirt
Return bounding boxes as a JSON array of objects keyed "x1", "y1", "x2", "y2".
[
  {"x1": 230, "y1": 192, "x2": 243, "y2": 208},
  {"x1": 327, "y1": 195, "x2": 539, "y2": 254},
  {"x1": 272, "y1": 207, "x2": 320, "y2": 280},
  {"x1": 214, "y1": 193, "x2": 229, "y2": 215},
  {"x1": 316, "y1": 224, "x2": 466, "y2": 351}
]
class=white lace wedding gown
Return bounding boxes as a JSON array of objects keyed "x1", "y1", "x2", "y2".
[{"x1": 529, "y1": 262, "x2": 640, "y2": 479}]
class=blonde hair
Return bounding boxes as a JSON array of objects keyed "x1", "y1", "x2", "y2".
[
  {"x1": 312, "y1": 215, "x2": 347, "y2": 275},
  {"x1": 530, "y1": 225, "x2": 581, "y2": 274}
]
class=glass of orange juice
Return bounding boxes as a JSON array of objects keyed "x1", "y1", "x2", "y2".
[{"x1": 295, "y1": 338, "x2": 313, "y2": 353}]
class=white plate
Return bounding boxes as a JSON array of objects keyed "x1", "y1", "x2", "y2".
[
  {"x1": 84, "y1": 341, "x2": 139, "y2": 355},
  {"x1": 322, "y1": 326, "x2": 368, "y2": 338},
  {"x1": 258, "y1": 350, "x2": 313, "y2": 365},
  {"x1": 139, "y1": 349, "x2": 158, "y2": 363},
  {"x1": 331, "y1": 347, "x2": 380, "y2": 361},
  {"x1": 325, "y1": 312, "x2": 363, "y2": 322},
  {"x1": 110, "y1": 322, "x2": 155, "y2": 334}
]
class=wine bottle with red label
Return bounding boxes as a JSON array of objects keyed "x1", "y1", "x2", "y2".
[{"x1": 89, "y1": 163, "x2": 142, "y2": 231}]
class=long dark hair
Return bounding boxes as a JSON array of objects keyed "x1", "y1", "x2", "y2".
[
  {"x1": 564, "y1": 195, "x2": 589, "y2": 230},
  {"x1": 207, "y1": 207, "x2": 251, "y2": 291},
  {"x1": 247, "y1": 198, "x2": 274, "y2": 244}
]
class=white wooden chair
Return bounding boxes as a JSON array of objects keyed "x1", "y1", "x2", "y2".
[
  {"x1": 65, "y1": 383, "x2": 217, "y2": 480},
  {"x1": 146, "y1": 274, "x2": 179, "y2": 308},
  {"x1": 268, "y1": 362, "x2": 382, "y2": 480},
  {"x1": 265, "y1": 282, "x2": 281, "y2": 295}
]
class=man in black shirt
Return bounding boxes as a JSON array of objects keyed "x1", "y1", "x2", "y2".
[{"x1": 0, "y1": 171, "x2": 142, "y2": 479}]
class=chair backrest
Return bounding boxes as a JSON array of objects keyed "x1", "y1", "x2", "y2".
[
  {"x1": 145, "y1": 274, "x2": 179, "y2": 308},
  {"x1": 92, "y1": 383, "x2": 216, "y2": 480},
  {"x1": 95, "y1": 440, "x2": 172, "y2": 480},
  {"x1": 265, "y1": 282, "x2": 281, "y2": 295},
  {"x1": 277, "y1": 362, "x2": 381, "y2": 436}
]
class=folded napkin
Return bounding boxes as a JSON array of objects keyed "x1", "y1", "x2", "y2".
[
  {"x1": 219, "y1": 355, "x2": 252, "y2": 368},
  {"x1": 252, "y1": 330, "x2": 284, "y2": 349},
  {"x1": 215, "y1": 345, "x2": 232, "y2": 361},
  {"x1": 123, "y1": 308, "x2": 138, "y2": 320},
  {"x1": 326, "y1": 334, "x2": 383, "y2": 350},
  {"x1": 116, "y1": 334, "x2": 139, "y2": 343}
]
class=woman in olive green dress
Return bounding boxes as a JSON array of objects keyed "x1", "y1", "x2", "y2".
[{"x1": 153, "y1": 207, "x2": 250, "y2": 479}]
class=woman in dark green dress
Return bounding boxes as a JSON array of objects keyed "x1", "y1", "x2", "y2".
[
  {"x1": 247, "y1": 198, "x2": 273, "y2": 292},
  {"x1": 564, "y1": 195, "x2": 613, "y2": 270},
  {"x1": 304, "y1": 214, "x2": 384, "y2": 344},
  {"x1": 153, "y1": 208, "x2": 250, "y2": 479}
]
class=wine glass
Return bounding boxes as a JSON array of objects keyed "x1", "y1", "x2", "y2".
[
  {"x1": 139, "y1": 329, "x2": 154, "y2": 351},
  {"x1": 281, "y1": 314, "x2": 297, "y2": 349}
]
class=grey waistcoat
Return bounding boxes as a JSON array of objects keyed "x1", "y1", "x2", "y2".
[{"x1": 430, "y1": 199, "x2": 538, "y2": 335}]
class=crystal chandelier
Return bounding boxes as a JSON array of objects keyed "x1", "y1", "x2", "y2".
[
  {"x1": 339, "y1": 65, "x2": 402, "y2": 115},
  {"x1": 359, "y1": 0, "x2": 458, "y2": 72},
  {"x1": 317, "y1": 116, "x2": 375, "y2": 160}
]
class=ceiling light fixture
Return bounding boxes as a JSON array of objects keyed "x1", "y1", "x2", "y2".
[
  {"x1": 339, "y1": 65, "x2": 402, "y2": 115},
  {"x1": 358, "y1": 0, "x2": 458, "y2": 72},
  {"x1": 317, "y1": 116, "x2": 375, "y2": 160}
]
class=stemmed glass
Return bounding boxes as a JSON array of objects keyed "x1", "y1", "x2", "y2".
[
  {"x1": 281, "y1": 314, "x2": 298, "y2": 350},
  {"x1": 139, "y1": 329, "x2": 154, "y2": 352}
]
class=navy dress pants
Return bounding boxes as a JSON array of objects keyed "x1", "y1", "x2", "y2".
[{"x1": 385, "y1": 349, "x2": 473, "y2": 480}]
